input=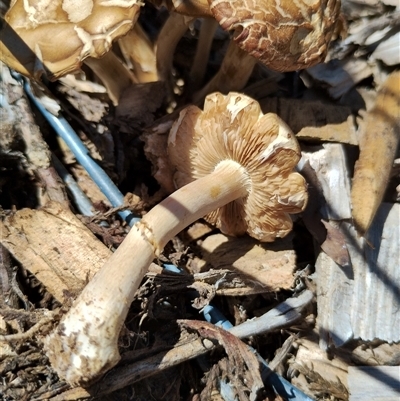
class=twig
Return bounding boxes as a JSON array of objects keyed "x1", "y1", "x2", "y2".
[{"x1": 0, "y1": 310, "x2": 56, "y2": 341}]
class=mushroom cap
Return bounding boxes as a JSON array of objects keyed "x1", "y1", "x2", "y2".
[
  {"x1": 1, "y1": 0, "x2": 141, "y2": 80},
  {"x1": 168, "y1": 92, "x2": 308, "y2": 241},
  {"x1": 208, "y1": 0, "x2": 341, "y2": 71}
]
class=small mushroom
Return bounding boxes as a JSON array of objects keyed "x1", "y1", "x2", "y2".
[{"x1": 45, "y1": 92, "x2": 307, "y2": 386}]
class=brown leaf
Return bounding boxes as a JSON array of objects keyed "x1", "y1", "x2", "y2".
[
  {"x1": 320, "y1": 220, "x2": 351, "y2": 270},
  {"x1": 351, "y1": 71, "x2": 400, "y2": 235},
  {"x1": 181, "y1": 320, "x2": 264, "y2": 401}
]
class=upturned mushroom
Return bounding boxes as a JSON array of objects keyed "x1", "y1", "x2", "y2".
[{"x1": 45, "y1": 92, "x2": 308, "y2": 386}]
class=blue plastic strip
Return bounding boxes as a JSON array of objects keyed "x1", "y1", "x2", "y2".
[{"x1": 14, "y1": 73, "x2": 139, "y2": 225}]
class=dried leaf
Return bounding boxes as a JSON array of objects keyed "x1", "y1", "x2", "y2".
[
  {"x1": 182, "y1": 320, "x2": 264, "y2": 401},
  {"x1": 320, "y1": 220, "x2": 351, "y2": 270},
  {"x1": 351, "y1": 71, "x2": 400, "y2": 234}
]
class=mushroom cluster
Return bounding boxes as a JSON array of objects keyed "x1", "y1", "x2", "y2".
[
  {"x1": 45, "y1": 92, "x2": 308, "y2": 386},
  {"x1": 1, "y1": 0, "x2": 341, "y2": 104}
]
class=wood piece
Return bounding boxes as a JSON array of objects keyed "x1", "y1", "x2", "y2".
[
  {"x1": 290, "y1": 335, "x2": 349, "y2": 399},
  {"x1": 305, "y1": 57, "x2": 373, "y2": 99},
  {"x1": 348, "y1": 366, "x2": 400, "y2": 401},
  {"x1": 317, "y1": 203, "x2": 400, "y2": 348},
  {"x1": 0, "y1": 201, "x2": 112, "y2": 302},
  {"x1": 304, "y1": 144, "x2": 400, "y2": 346},
  {"x1": 196, "y1": 233, "x2": 297, "y2": 294},
  {"x1": 303, "y1": 144, "x2": 353, "y2": 220}
]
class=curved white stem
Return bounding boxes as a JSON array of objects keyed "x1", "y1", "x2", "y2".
[{"x1": 45, "y1": 160, "x2": 249, "y2": 386}]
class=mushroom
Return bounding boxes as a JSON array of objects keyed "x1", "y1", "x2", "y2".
[
  {"x1": 0, "y1": 0, "x2": 141, "y2": 103},
  {"x1": 155, "y1": 11, "x2": 194, "y2": 96},
  {"x1": 45, "y1": 92, "x2": 308, "y2": 386},
  {"x1": 194, "y1": 0, "x2": 341, "y2": 100},
  {"x1": 151, "y1": 0, "x2": 341, "y2": 102},
  {"x1": 208, "y1": 0, "x2": 341, "y2": 72},
  {"x1": 189, "y1": 18, "x2": 219, "y2": 90}
]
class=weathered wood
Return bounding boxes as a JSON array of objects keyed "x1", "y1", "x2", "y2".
[{"x1": 304, "y1": 144, "x2": 400, "y2": 347}]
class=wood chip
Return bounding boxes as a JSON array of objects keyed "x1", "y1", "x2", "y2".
[
  {"x1": 259, "y1": 97, "x2": 357, "y2": 144},
  {"x1": 196, "y1": 233, "x2": 296, "y2": 295},
  {"x1": 290, "y1": 335, "x2": 349, "y2": 400},
  {"x1": 0, "y1": 202, "x2": 111, "y2": 302}
]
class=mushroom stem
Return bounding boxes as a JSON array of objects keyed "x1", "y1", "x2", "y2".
[
  {"x1": 84, "y1": 51, "x2": 136, "y2": 105},
  {"x1": 118, "y1": 23, "x2": 158, "y2": 83},
  {"x1": 189, "y1": 18, "x2": 218, "y2": 89},
  {"x1": 45, "y1": 159, "x2": 249, "y2": 386},
  {"x1": 193, "y1": 38, "x2": 257, "y2": 103},
  {"x1": 155, "y1": 12, "x2": 192, "y2": 98}
]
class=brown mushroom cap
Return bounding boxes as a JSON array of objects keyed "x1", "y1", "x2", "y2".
[
  {"x1": 1, "y1": 0, "x2": 141, "y2": 79},
  {"x1": 208, "y1": 0, "x2": 341, "y2": 71},
  {"x1": 168, "y1": 92, "x2": 308, "y2": 241}
]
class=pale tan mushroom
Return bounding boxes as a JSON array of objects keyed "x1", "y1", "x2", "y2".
[
  {"x1": 0, "y1": 0, "x2": 141, "y2": 104},
  {"x1": 45, "y1": 91, "x2": 307, "y2": 386}
]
